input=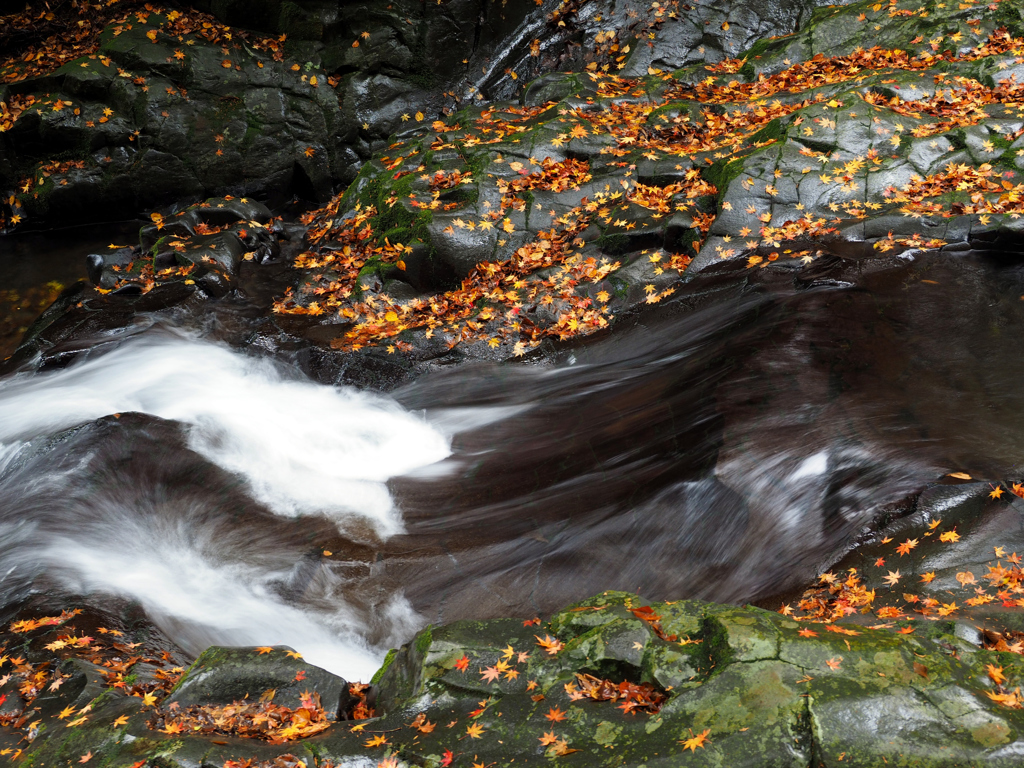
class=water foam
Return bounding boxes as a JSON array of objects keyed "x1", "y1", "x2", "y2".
[
  {"x1": 0, "y1": 333, "x2": 450, "y2": 535},
  {"x1": 0, "y1": 333, "x2": 450, "y2": 679}
]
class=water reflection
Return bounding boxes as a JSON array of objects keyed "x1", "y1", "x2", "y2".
[{"x1": 0, "y1": 222, "x2": 138, "y2": 357}]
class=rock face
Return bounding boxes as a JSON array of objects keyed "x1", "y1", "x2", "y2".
[
  {"x1": 251, "y1": 0, "x2": 1024, "y2": 367},
  {"x1": 0, "y1": 7, "x2": 345, "y2": 227},
  {"x1": 0, "y1": 0, "x2": 853, "y2": 229},
  {"x1": 11, "y1": 591, "x2": 1024, "y2": 767},
  {"x1": 2, "y1": 194, "x2": 286, "y2": 371}
]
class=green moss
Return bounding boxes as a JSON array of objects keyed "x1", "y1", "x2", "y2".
[
  {"x1": 460, "y1": 149, "x2": 491, "y2": 179},
  {"x1": 371, "y1": 648, "x2": 398, "y2": 685},
  {"x1": 945, "y1": 128, "x2": 967, "y2": 151},
  {"x1": 596, "y1": 230, "x2": 630, "y2": 255},
  {"x1": 705, "y1": 155, "x2": 749, "y2": 203},
  {"x1": 415, "y1": 626, "x2": 433, "y2": 656},
  {"x1": 746, "y1": 117, "x2": 787, "y2": 146},
  {"x1": 698, "y1": 613, "x2": 734, "y2": 675}
]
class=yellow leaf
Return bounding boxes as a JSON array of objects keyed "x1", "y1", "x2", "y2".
[{"x1": 681, "y1": 729, "x2": 711, "y2": 751}]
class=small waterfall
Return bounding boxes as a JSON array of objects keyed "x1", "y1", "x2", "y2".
[{"x1": 0, "y1": 332, "x2": 450, "y2": 680}]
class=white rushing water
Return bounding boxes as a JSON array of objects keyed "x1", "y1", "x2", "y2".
[
  {"x1": 0, "y1": 333, "x2": 450, "y2": 534},
  {"x1": 0, "y1": 332, "x2": 451, "y2": 680}
]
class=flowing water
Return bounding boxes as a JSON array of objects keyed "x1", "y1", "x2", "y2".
[{"x1": 2, "y1": 240, "x2": 1024, "y2": 680}]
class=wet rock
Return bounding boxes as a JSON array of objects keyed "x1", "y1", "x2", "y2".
[
  {"x1": 2, "y1": 0, "x2": 868, "y2": 230},
  {"x1": 361, "y1": 592, "x2": 1024, "y2": 766},
  {"x1": 165, "y1": 645, "x2": 352, "y2": 718},
  {"x1": 85, "y1": 245, "x2": 137, "y2": 290}
]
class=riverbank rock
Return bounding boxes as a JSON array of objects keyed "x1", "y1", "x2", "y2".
[
  {"x1": 254, "y1": 0, "x2": 1024, "y2": 370},
  {"x1": 0, "y1": 6, "x2": 343, "y2": 228},
  {"x1": 9, "y1": 591, "x2": 1024, "y2": 766},
  {"x1": 13, "y1": 0, "x2": 1024, "y2": 375},
  {"x1": 165, "y1": 645, "x2": 353, "y2": 718},
  {"x1": 1, "y1": 194, "x2": 289, "y2": 371},
  {"x1": 0, "y1": 0, "x2": 860, "y2": 231}
]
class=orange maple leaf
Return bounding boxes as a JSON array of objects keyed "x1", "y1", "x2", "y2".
[
  {"x1": 544, "y1": 706, "x2": 567, "y2": 723},
  {"x1": 896, "y1": 538, "x2": 919, "y2": 556},
  {"x1": 680, "y1": 729, "x2": 710, "y2": 752},
  {"x1": 988, "y1": 664, "x2": 1007, "y2": 685},
  {"x1": 534, "y1": 635, "x2": 564, "y2": 655}
]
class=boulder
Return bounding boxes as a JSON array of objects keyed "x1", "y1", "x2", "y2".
[{"x1": 165, "y1": 645, "x2": 353, "y2": 718}]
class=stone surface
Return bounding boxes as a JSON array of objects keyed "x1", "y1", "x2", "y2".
[
  {"x1": 165, "y1": 645, "x2": 352, "y2": 717},
  {"x1": 13, "y1": 591, "x2": 1024, "y2": 767}
]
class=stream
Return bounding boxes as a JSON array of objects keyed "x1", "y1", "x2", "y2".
[{"x1": 2, "y1": 236, "x2": 1024, "y2": 681}]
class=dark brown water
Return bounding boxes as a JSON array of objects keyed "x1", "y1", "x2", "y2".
[
  {"x1": 0, "y1": 222, "x2": 140, "y2": 358},
  {"x1": 2, "y1": 238, "x2": 1024, "y2": 679}
]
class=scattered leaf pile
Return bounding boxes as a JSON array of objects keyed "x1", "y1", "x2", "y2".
[
  {"x1": 268, "y1": 0, "x2": 1024, "y2": 355},
  {"x1": 272, "y1": 107, "x2": 690, "y2": 353},
  {"x1": 1, "y1": 0, "x2": 147, "y2": 87},
  {"x1": 347, "y1": 682, "x2": 375, "y2": 720},
  {"x1": 780, "y1": 480, "x2": 1024, "y2": 672},
  {"x1": 1, "y1": 1, "x2": 286, "y2": 135},
  {"x1": 566, "y1": 672, "x2": 668, "y2": 714},
  {"x1": 0, "y1": 0, "x2": 283, "y2": 89},
  {"x1": 150, "y1": 690, "x2": 331, "y2": 744},
  {"x1": 0, "y1": 609, "x2": 184, "y2": 760},
  {"x1": 223, "y1": 755, "x2": 310, "y2": 768}
]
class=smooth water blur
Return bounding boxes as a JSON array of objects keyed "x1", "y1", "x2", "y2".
[
  {"x1": 381, "y1": 246, "x2": 1024, "y2": 620},
  {"x1": 0, "y1": 333, "x2": 451, "y2": 535},
  {"x1": 3, "y1": 245, "x2": 1024, "y2": 676},
  {"x1": 0, "y1": 332, "x2": 449, "y2": 679}
]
